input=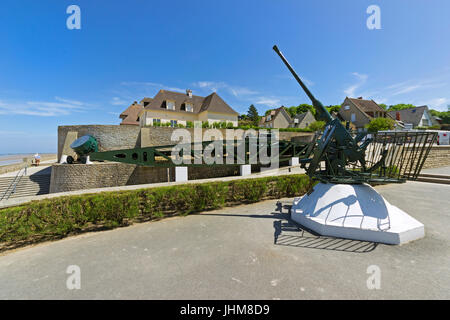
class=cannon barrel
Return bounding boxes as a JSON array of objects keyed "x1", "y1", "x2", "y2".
[{"x1": 272, "y1": 45, "x2": 332, "y2": 123}]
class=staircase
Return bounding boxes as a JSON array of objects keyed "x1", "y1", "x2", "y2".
[
  {"x1": 0, "y1": 174, "x2": 51, "y2": 200},
  {"x1": 416, "y1": 173, "x2": 450, "y2": 185}
]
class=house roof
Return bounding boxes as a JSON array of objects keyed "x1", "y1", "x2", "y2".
[
  {"x1": 260, "y1": 107, "x2": 291, "y2": 125},
  {"x1": 293, "y1": 111, "x2": 310, "y2": 123},
  {"x1": 142, "y1": 90, "x2": 238, "y2": 115},
  {"x1": 140, "y1": 97, "x2": 153, "y2": 106},
  {"x1": 347, "y1": 97, "x2": 385, "y2": 113},
  {"x1": 119, "y1": 102, "x2": 144, "y2": 125},
  {"x1": 387, "y1": 105, "x2": 429, "y2": 127}
]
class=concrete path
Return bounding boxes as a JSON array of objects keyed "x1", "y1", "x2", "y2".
[
  {"x1": 0, "y1": 160, "x2": 55, "y2": 178},
  {"x1": 0, "y1": 181, "x2": 449, "y2": 299}
]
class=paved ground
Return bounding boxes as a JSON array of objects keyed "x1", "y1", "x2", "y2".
[
  {"x1": 0, "y1": 159, "x2": 55, "y2": 178},
  {"x1": 0, "y1": 181, "x2": 449, "y2": 299}
]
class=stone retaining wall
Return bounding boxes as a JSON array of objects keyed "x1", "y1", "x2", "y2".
[{"x1": 49, "y1": 162, "x2": 261, "y2": 193}]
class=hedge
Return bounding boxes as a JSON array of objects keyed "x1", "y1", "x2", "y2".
[{"x1": 0, "y1": 174, "x2": 312, "y2": 251}]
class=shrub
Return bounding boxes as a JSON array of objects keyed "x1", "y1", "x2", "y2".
[
  {"x1": 308, "y1": 121, "x2": 326, "y2": 132},
  {"x1": 366, "y1": 117, "x2": 395, "y2": 132},
  {"x1": 0, "y1": 174, "x2": 312, "y2": 250}
]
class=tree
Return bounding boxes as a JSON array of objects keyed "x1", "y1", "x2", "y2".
[
  {"x1": 430, "y1": 109, "x2": 450, "y2": 124},
  {"x1": 247, "y1": 104, "x2": 260, "y2": 126},
  {"x1": 308, "y1": 121, "x2": 326, "y2": 132},
  {"x1": 366, "y1": 117, "x2": 395, "y2": 132},
  {"x1": 378, "y1": 103, "x2": 388, "y2": 110},
  {"x1": 387, "y1": 104, "x2": 416, "y2": 111},
  {"x1": 326, "y1": 105, "x2": 341, "y2": 114}
]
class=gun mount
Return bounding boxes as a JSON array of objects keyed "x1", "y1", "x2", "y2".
[{"x1": 273, "y1": 45, "x2": 437, "y2": 184}]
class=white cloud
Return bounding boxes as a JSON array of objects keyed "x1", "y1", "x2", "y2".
[
  {"x1": 422, "y1": 97, "x2": 449, "y2": 111},
  {"x1": 389, "y1": 79, "x2": 445, "y2": 96},
  {"x1": 254, "y1": 97, "x2": 280, "y2": 106},
  {"x1": 192, "y1": 81, "x2": 258, "y2": 97},
  {"x1": 344, "y1": 72, "x2": 368, "y2": 97},
  {"x1": 0, "y1": 97, "x2": 87, "y2": 117},
  {"x1": 111, "y1": 97, "x2": 129, "y2": 106}
]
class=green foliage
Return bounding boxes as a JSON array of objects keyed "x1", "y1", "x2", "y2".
[
  {"x1": 285, "y1": 104, "x2": 316, "y2": 118},
  {"x1": 326, "y1": 105, "x2": 341, "y2": 114},
  {"x1": 366, "y1": 117, "x2": 395, "y2": 132},
  {"x1": 378, "y1": 103, "x2": 388, "y2": 110},
  {"x1": 429, "y1": 109, "x2": 450, "y2": 124},
  {"x1": 0, "y1": 174, "x2": 312, "y2": 249},
  {"x1": 307, "y1": 121, "x2": 326, "y2": 132},
  {"x1": 387, "y1": 104, "x2": 416, "y2": 111},
  {"x1": 247, "y1": 104, "x2": 260, "y2": 126}
]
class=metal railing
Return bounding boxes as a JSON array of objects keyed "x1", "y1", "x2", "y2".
[{"x1": 0, "y1": 165, "x2": 27, "y2": 202}]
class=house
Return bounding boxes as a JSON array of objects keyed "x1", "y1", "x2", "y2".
[
  {"x1": 138, "y1": 89, "x2": 239, "y2": 127},
  {"x1": 339, "y1": 97, "x2": 391, "y2": 131},
  {"x1": 387, "y1": 106, "x2": 438, "y2": 128},
  {"x1": 259, "y1": 107, "x2": 292, "y2": 128},
  {"x1": 119, "y1": 101, "x2": 144, "y2": 126},
  {"x1": 291, "y1": 110, "x2": 316, "y2": 129}
]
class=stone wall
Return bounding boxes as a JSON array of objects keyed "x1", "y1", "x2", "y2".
[
  {"x1": 49, "y1": 162, "x2": 261, "y2": 193},
  {"x1": 58, "y1": 125, "x2": 141, "y2": 160},
  {"x1": 58, "y1": 125, "x2": 316, "y2": 159}
]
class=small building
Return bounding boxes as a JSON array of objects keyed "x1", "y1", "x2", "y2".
[
  {"x1": 339, "y1": 97, "x2": 390, "y2": 131},
  {"x1": 259, "y1": 107, "x2": 292, "y2": 128},
  {"x1": 138, "y1": 89, "x2": 238, "y2": 127},
  {"x1": 119, "y1": 101, "x2": 144, "y2": 126},
  {"x1": 387, "y1": 105, "x2": 438, "y2": 128},
  {"x1": 291, "y1": 110, "x2": 316, "y2": 129}
]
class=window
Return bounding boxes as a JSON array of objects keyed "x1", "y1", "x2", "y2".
[
  {"x1": 153, "y1": 118, "x2": 161, "y2": 125},
  {"x1": 344, "y1": 105, "x2": 350, "y2": 110},
  {"x1": 170, "y1": 120, "x2": 177, "y2": 127},
  {"x1": 185, "y1": 103, "x2": 193, "y2": 112},
  {"x1": 351, "y1": 113, "x2": 356, "y2": 122},
  {"x1": 166, "y1": 100, "x2": 175, "y2": 110},
  {"x1": 267, "y1": 115, "x2": 272, "y2": 121}
]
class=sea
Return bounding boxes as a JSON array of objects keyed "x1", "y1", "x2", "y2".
[{"x1": 0, "y1": 154, "x2": 32, "y2": 166}]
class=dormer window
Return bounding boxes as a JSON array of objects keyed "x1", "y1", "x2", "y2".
[
  {"x1": 166, "y1": 100, "x2": 175, "y2": 110},
  {"x1": 267, "y1": 115, "x2": 272, "y2": 121},
  {"x1": 185, "y1": 103, "x2": 193, "y2": 112}
]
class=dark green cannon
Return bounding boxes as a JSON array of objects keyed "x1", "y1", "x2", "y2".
[{"x1": 273, "y1": 45, "x2": 437, "y2": 184}]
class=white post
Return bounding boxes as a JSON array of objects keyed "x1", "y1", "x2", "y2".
[
  {"x1": 85, "y1": 156, "x2": 93, "y2": 164},
  {"x1": 59, "y1": 155, "x2": 68, "y2": 164},
  {"x1": 289, "y1": 157, "x2": 299, "y2": 166},
  {"x1": 175, "y1": 167, "x2": 188, "y2": 182},
  {"x1": 240, "y1": 164, "x2": 251, "y2": 176}
]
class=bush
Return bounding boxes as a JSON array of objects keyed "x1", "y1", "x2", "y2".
[
  {"x1": 0, "y1": 174, "x2": 312, "y2": 250},
  {"x1": 307, "y1": 121, "x2": 326, "y2": 132},
  {"x1": 366, "y1": 117, "x2": 395, "y2": 132}
]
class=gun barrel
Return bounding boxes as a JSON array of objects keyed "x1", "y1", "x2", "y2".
[{"x1": 273, "y1": 45, "x2": 332, "y2": 123}]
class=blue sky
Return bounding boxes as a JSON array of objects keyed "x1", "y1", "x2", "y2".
[{"x1": 0, "y1": 0, "x2": 449, "y2": 153}]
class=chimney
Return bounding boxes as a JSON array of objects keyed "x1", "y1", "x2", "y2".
[
  {"x1": 186, "y1": 89, "x2": 192, "y2": 98},
  {"x1": 396, "y1": 111, "x2": 401, "y2": 121},
  {"x1": 357, "y1": 97, "x2": 363, "y2": 99}
]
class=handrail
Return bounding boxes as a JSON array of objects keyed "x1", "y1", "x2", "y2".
[{"x1": 0, "y1": 164, "x2": 28, "y2": 202}]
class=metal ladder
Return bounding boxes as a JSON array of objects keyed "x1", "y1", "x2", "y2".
[{"x1": 0, "y1": 165, "x2": 27, "y2": 202}]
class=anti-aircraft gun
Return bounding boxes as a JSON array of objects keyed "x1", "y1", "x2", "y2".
[{"x1": 273, "y1": 45, "x2": 437, "y2": 184}]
